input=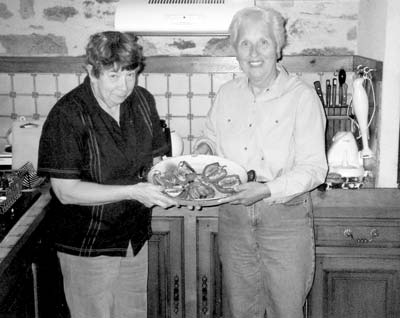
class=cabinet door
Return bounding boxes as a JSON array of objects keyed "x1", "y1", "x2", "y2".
[
  {"x1": 149, "y1": 216, "x2": 184, "y2": 318},
  {"x1": 308, "y1": 251, "x2": 400, "y2": 318},
  {"x1": 197, "y1": 217, "x2": 230, "y2": 318}
]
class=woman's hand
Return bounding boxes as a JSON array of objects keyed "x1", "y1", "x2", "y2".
[
  {"x1": 217, "y1": 182, "x2": 271, "y2": 206},
  {"x1": 194, "y1": 143, "x2": 212, "y2": 155},
  {"x1": 129, "y1": 182, "x2": 179, "y2": 209}
]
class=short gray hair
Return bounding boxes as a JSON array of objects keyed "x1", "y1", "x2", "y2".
[
  {"x1": 85, "y1": 31, "x2": 144, "y2": 78},
  {"x1": 228, "y1": 6, "x2": 287, "y2": 59}
]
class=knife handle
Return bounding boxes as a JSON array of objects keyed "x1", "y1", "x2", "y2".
[
  {"x1": 342, "y1": 83, "x2": 348, "y2": 106},
  {"x1": 338, "y1": 86, "x2": 343, "y2": 106},
  {"x1": 332, "y1": 78, "x2": 337, "y2": 107},
  {"x1": 326, "y1": 80, "x2": 331, "y2": 107},
  {"x1": 313, "y1": 81, "x2": 325, "y2": 107}
]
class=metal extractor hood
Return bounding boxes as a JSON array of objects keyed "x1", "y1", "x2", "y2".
[{"x1": 114, "y1": 0, "x2": 255, "y2": 36}]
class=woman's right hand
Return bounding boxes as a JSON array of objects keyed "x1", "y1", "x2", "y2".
[
  {"x1": 129, "y1": 182, "x2": 178, "y2": 209},
  {"x1": 194, "y1": 143, "x2": 212, "y2": 155}
]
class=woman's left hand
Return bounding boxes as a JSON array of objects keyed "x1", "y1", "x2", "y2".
[{"x1": 217, "y1": 182, "x2": 271, "y2": 206}]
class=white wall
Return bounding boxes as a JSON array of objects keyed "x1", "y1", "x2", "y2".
[
  {"x1": 358, "y1": 0, "x2": 386, "y2": 60},
  {"x1": 358, "y1": 0, "x2": 400, "y2": 187},
  {"x1": 375, "y1": 0, "x2": 400, "y2": 187}
]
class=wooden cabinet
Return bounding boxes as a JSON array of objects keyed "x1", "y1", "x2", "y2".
[
  {"x1": 0, "y1": 192, "x2": 42, "y2": 318},
  {"x1": 151, "y1": 190, "x2": 400, "y2": 318},
  {"x1": 309, "y1": 251, "x2": 400, "y2": 318},
  {"x1": 197, "y1": 217, "x2": 225, "y2": 318},
  {"x1": 307, "y1": 189, "x2": 400, "y2": 318},
  {"x1": 148, "y1": 216, "x2": 184, "y2": 318},
  {"x1": 0, "y1": 249, "x2": 36, "y2": 318},
  {"x1": 151, "y1": 208, "x2": 223, "y2": 318},
  {"x1": 3, "y1": 189, "x2": 399, "y2": 318}
]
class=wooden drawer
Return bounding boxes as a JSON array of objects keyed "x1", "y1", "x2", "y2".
[{"x1": 314, "y1": 218, "x2": 400, "y2": 248}]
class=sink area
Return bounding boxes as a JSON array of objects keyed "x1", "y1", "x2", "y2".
[{"x1": 0, "y1": 191, "x2": 41, "y2": 242}]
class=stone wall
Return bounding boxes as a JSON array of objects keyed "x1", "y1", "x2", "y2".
[{"x1": 0, "y1": 0, "x2": 359, "y2": 57}]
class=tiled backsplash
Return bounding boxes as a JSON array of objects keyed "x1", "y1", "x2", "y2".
[{"x1": 0, "y1": 69, "x2": 351, "y2": 154}]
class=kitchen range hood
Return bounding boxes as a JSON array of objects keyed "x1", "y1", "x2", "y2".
[{"x1": 114, "y1": 0, "x2": 255, "y2": 36}]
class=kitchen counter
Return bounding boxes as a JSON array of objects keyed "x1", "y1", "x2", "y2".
[
  {"x1": 0, "y1": 187, "x2": 399, "y2": 318},
  {"x1": 1, "y1": 187, "x2": 400, "y2": 270},
  {"x1": 0, "y1": 187, "x2": 50, "y2": 275}
]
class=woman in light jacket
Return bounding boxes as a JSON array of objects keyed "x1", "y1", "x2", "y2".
[{"x1": 194, "y1": 7, "x2": 328, "y2": 318}]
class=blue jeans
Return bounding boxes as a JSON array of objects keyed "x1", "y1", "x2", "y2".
[{"x1": 218, "y1": 193, "x2": 315, "y2": 318}]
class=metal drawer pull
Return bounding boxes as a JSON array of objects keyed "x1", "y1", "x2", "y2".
[
  {"x1": 201, "y1": 275, "x2": 209, "y2": 315},
  {"x1": 173, "y1": 275, "x2": 180, "y2": 314},
  {"x1": 343, "y1": 228, "x2": 379, "y2": 243}
]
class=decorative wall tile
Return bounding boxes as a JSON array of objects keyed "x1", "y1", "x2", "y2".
[
  {"x1": 154, "y1": 96, "x2": 169, "y2": 120},
  {"x1": 57, "y1": 73, "x2": 81, "y2": 96},
  {"x1": 191, "y1": 96, "x2": 212, "y2": 117},
  {"x1": 190, "y1": 74, "x2": 211, "y2": 94},
  {"x1": 12, "y1": 74, "x2": 33, "y2": 94},
  {"x1": 35, "y1": 73, "x2": 57, "y2": 94},
  {"x1": 169, "y1": 74, "x2": 190, "y2": 94},
  {"x1": 14, "y1": 95, "x2": 35, "y2": 116},
  {"x1": 0, "y1": 73, "x2": 11, "y2": 93},
  {"x1": 0, "y1": 95, "x2": 12, "y2": 115},
  {"x1": 145, "y1": 74, "x2": 168, "y2": 94},
  {"x1": 169, "y1": 96, "x2": 190, "y2": 117},
  {"x1": 37, "y1": 96, "x2": 57, "y2": 117},
  {"x1": 0, "y1": 68, "x2": 358, "y2": 155}
]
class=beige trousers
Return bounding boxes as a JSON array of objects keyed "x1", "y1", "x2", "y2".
[{"x1": 57, "y1": 242, "x2": 148, "y2": 318}]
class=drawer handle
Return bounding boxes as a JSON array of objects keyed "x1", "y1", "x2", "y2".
[
  {"x1": 201, "y1": 275, "x2": 209, "y2": 315},
  {"x1": 173, "y1": 275, "x2": 180, "y2": 314},
  {"x1": 343, "y1": 228, "x2": 379, "y2": 243}
]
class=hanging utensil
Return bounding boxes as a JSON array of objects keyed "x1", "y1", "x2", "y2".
[
  {"x1": 352, "y1": 77, "x2": 373, "y2": 158},
  {"x1": 326, "y1": 79, "x2": 331, "y2": 107},
  {"x1": 332, "y1": 78, "x2": 337, "y2": 107},
  {"x1": 338, "y1": 69, "x2": 346, "y2": 106},
  {"x1": 313, "y1": 81, "x2": 325, "y2": 107},
  {"x1": 342, "y1": 82, "x2": 348, "y2": 106}
]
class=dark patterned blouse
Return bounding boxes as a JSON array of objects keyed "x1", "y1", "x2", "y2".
[{"x1": 38, "y1": 76, "x2": 169, "y2": 257}]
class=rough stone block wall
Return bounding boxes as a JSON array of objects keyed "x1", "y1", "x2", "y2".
[{"x1": 0, "y1": 0, "x2": 359, "y2": 57}]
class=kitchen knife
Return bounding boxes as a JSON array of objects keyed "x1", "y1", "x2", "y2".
[
  {"x1": 326, "y1": 79, "x2": 331, "y2": 107},
  {"x1": 342, "y1": 82, "x2": 348, "y2": 106},
  {"x1": 325, "y1": 79, "x2": 333, "y2": 141},
  {"x1": 338, "y1": 69, "x2": 346, "y2": 106},
  {"x1": 332, "y1": 78, "x2": 337, "y2": 107},
  {"x1": 313, "y1": 81, "x2": 325, "y2": 107}
]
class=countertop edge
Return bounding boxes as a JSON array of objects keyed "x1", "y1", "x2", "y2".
[
  {"x1": 0, "y1": 188, "x2": 51, "y2": 275},
  {"x1": 1, "y1": 187, "x2": 400, "y2": 274}
]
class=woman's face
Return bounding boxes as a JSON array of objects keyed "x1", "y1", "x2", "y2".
[
  {"x1": 235, "y1": 17, "x2": 278, "y2": 88},
  {"x1": 89, "y1": 66, "x2": 137, "y2": 108}
]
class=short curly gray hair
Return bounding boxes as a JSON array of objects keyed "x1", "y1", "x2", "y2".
[
  {"x1": 85, "y1": 31, "x2": 145, "y2": 78},
  {"x1": 228, "y1": 6, "x2": 287, "y2": 59}
]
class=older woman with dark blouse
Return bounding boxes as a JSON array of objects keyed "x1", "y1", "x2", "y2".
[
  {"x1": 38, "y1": 31, "x2": 176, "y2": 318},
  {"x1": 194, "y1": 7, "x2": 328, "y2": 318}
]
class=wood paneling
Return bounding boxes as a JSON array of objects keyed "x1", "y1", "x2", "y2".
[{"x1": 0, "y1": 55, "x2": 382, "y2": 75}]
